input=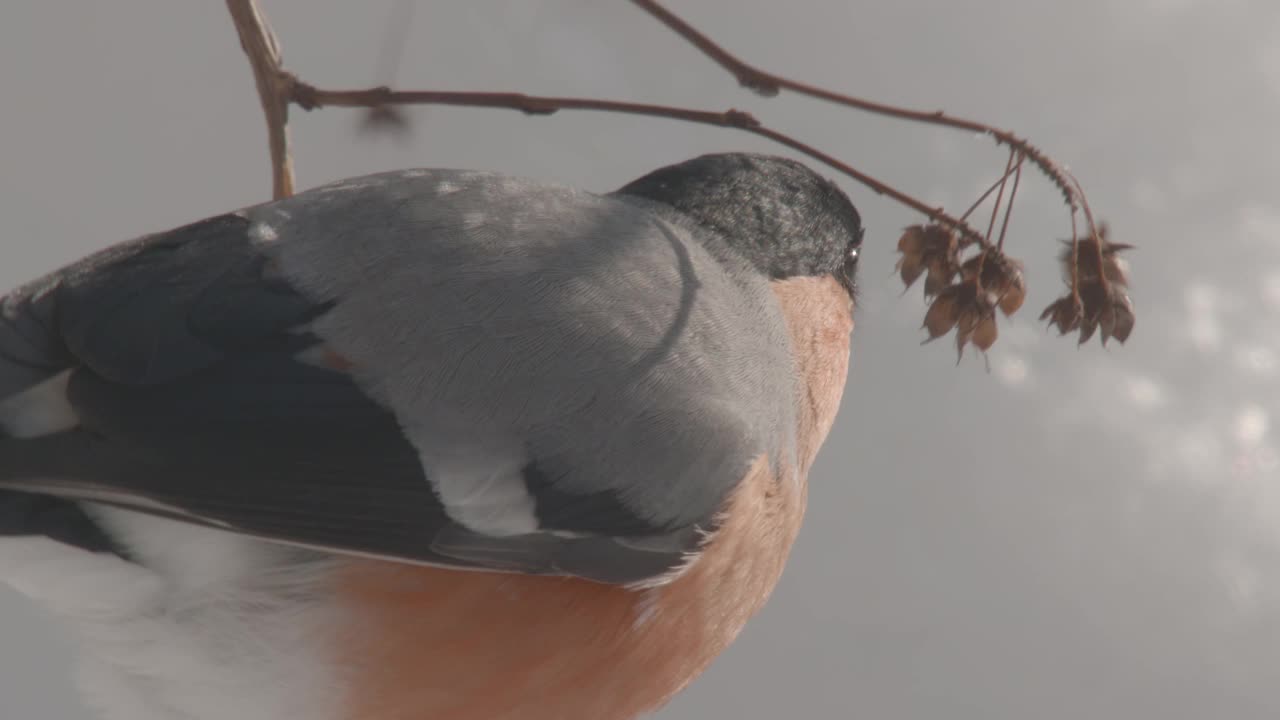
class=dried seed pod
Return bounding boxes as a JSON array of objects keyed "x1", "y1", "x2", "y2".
[
  {"x1": 998, "y1": 276, "x2": 1026, "y2": 316},
  {"x1": 1044, "y1": 221, "x2": 1137, "y2": 347},
  {"x1": 898, "y1": 225, "x2": 925, "y2": 254},
  {"x1": 896, "y1": 223, "x2": 960, "y2": 297},
  {"x1": 1100, "y1": 288, "x2": 1136, "y2": 345},
  {"x1": 923, "y1": 285, "x2": 963, "y2": 339},
  {"x1": 924, "y1": 257, "x2": 957, "y2": 297},
  {"x1": 960, "y1": 250, "x2": 1027, "y2": 316},
  {"x1": 1078, "y1": 310, "x2": 1099, "y2": 345},
  {"x1": 1039, "y1": 296, "x2": 1082, "y2": 336},
  {"x1": 944, "y1": 280, "x2": 998, "y2": 359},
  {"x1": 1099, "y1": 301, "x2": 1118, "y2": 343},
  {"x1": 897, "y1": 225, "x2": 927, "y2": 287},
  {"x1": 1059, "y1": 224, "x2": 1133, "y2": 287},
  {"x1": 970, "y1": 312, "x2": 998, "y2": 351},
  {"x1": 923, "y1": 239, "x2": 960, "y2": 297},
  {"x1": 1109, "y1": 292, "x2": 1135, "y2": 343}
]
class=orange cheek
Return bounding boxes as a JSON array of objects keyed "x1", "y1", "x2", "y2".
[{"x1": 769, "y1": 275, "x2": 855, "y2": 467}]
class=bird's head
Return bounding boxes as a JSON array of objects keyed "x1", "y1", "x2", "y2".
[
  {"x1": 617, "y1": 152, "x2": 863, "y2": 469},
  {"x1": 615, "y1": 152, "x2": 865, "y2": 297}
]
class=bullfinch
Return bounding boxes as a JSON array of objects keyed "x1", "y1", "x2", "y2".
[{"x1": 0, "y1": 152, "x2": 863, "y2": 720}]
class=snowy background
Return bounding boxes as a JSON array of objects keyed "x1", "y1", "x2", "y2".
[{"x1": 3, "y1": 1, "x2": 1279, "y2": 717}]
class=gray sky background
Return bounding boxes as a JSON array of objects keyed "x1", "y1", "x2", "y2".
[{"x1": 3, "y1": 1, "x2": 1280, "y2": 718}]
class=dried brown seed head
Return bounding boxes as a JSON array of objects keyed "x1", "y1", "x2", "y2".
[
  {"x1": 1106, "y1": 291, "x2": 1136, "y2": 344},
  {"x1": 1039, "y1": 296, "x2": 1082, "y2": 336},
  {"x1": 924, "y1": 256, "x2": 958, "y2": 297},
  {"x1": 897, "y1": 225, "x2": 927, "y2": 287},
  {"x1": 1097, "y1": 287, "x2": 1135, "y2": 345},
  {"x1": 970, "y1": 312, "x2": 998, "y2": 352},
  {"x1": 960, "y1": 250, "x2": 1027, "y2": 316},
  {"x1": 924, "y1": 278, "x2": 1000, "y2": 359},
  {"x1": 898, "y1": 225, "x2": 925, "y2": 255},
  {"x1": 1039, "y1": 283, "x2": 1134, "y2": 346},
  {"x1": 896, "y1": 223, "x2": 960, "y2": 298},
  {"x1": 923, "y1": 284, "x2": 963, "y2": 339},
  {"x1": 1059, "y1": 224, "x2": 1133, "y2": 288}
]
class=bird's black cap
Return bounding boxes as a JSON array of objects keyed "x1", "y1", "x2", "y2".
[{"x1": 615, "y1": 153, "x2": 864, "y2": 291}]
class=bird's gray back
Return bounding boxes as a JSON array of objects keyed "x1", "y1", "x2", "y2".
[{"x1": 246, "y1": 169, "x2": 797, "y2": 533}]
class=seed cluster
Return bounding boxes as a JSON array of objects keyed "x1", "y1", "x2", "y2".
[
  {"x1": 898, "y1": 224, "x2": 1026, "y2": 359},
  {"x1": 1040, "y1": 225, "x2": 1135, "y2": 345},
  {"x1": 897, "y1": 222, "x2": 1133, "y2": 360}
]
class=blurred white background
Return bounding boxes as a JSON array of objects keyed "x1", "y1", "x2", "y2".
[{"x1": 3, "y1": 1, "x2": 1279, "y2": 717}]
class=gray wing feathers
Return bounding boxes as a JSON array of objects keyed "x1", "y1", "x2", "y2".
[
  {"x1": 248, "y1": 170, "x2": 797, "y2": 534},
  {"x1": 0, "y1": 169, "x2": 797, "y2": 583}
]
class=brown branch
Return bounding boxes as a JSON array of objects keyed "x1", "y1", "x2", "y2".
[
  {"x1": 294, "y1": 83, "x2": 753, "y2": 126},
  {"x1": 630, "y1": 0, "x2": 1088, "y2": 230},
  {"x1": 1065, "y1": 171, "x2": 1111, "y2": 295},
  {"x1": 628, "y1": 0, "x2": 782, "y2": 98},
  {"x1": 290, "y1": 81, "x2": 985, "y2": 243},
  {"x1": 996, "y1": 155, "x2": 1024, "y2": 251},
  {"x1": 985, "y1": 149, "x2": 1018, "y2": 244},
  {"x1": 959, "y1": 160, "x2": 1024, "y2": 224},
  {"x1": 225, "y1": 0, "x2": 295, "y2": 199},
  {"x1": 1069, "y1": 210, "x2": 1082, "y2": 305}
]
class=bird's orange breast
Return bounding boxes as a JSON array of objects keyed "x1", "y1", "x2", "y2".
[{"x1": 332, "y1": 454, "x2": 804, "y2": 720}]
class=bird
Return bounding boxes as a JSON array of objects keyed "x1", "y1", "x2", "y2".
[{"x1": 0, "y1": 152, "x2": 863, "y2": 720}]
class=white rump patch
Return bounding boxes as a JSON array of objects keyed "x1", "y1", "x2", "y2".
[
  {"x1": 417, "y1": 445, "x2": 540, "y2": 537},
  {"x1": 1, "y1": 508, "x2": 345, "y2": 720},
  {"x1": 0, "y1": 371, "x2": 77, "y2": 437}
]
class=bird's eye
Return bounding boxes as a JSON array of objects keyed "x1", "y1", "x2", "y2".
[
  {"x1": 842, "y1": 245, "x2": 860, "y2": 273},
  {"x1": 838, "y1": 243, "x2": 861, "y2": 295}
]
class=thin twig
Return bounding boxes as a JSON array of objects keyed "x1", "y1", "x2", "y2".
[
  {"x1": 627, "y1": 0, "x2": 782, "y2": 97},
  {"x1": 1069, "y1": 209, "x2": 1082, "y2": 306},
  {"x1": 985, "y1": 149, "x2": 1017, "y2": 245},
  {"x1": 1063, "y1": 171, "x2": 1108, "y2": 288},
  {"x1": 629, "y1": 0, "x2": 1084, "y2": 214},
  {"x1": 290, "y1": 81, "x2": 985, "y2": 243},
  {"x1": 225, "y1": 0, "x2": 295, "y2": 199},
  {"x1": 996, "y1": 155, "x2": 1023, "y2": 250},
  {"x1": 959, "y1": 160, "x2": 1025, "y2": 223},
  {"x1": 293, "y1": 83, "x2": 755, "y2": 125}
]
